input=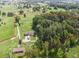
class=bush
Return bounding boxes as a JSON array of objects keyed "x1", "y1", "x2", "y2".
[
  {"x1": 0, "y1": 10, "x2": 1, "y2": 15},
  {"x1": 0, "y1": 18, "x2": 2, "y2": 22},
  {"x1": 14, "y1": 16, "x2": 20, "y2": 26},
  {"x1": 2, "y1": 12, "x2": 6, "y2": 16},
  {"x1": 23, "y1": 13, "x2": 26, "y2": 18},
  {"x1": 7, "y1": 12, "x2": 14, "y2": 17},
  {"x1": 54, "y1": 7, "x2": 58, "y2": 10},
  {"x1": 48, "y1": 7, "x2": 52, "y2": 10},
  {"x1": 19, "y1": 10, "x2": 24, "y2": 15}
]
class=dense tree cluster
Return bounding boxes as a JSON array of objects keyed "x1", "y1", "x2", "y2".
[
  {"x1": 32, "y1": 6, "x2": 41, "y2": 12},
  {"x1": 32, "y1": 4, "x2": 48, "y2": 13},
  {"x1": 24, "y1": 4, "x2": 31, "y2": 8},
  {"x1": 32, "y1": 11, "x2": 79, "y2": 57},
  {"x1": 50, "y1": 3, "x2": 79, "y2": 10}
]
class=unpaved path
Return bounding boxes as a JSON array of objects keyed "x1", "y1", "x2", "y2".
[{"x1": 0, "y1": 35, "x2": 16, "y2": 45}]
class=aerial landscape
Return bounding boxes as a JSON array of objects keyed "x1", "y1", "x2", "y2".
[{"x1": 0, "y1": 0, "x2": 79, "y2": 58}]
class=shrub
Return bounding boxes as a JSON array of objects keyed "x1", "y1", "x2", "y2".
[
  {"x1": 19, "y1": 10, "x2": 24, "y2": 15},
  {"x1": 23, "y1": 13, "x2": 26, "y2": 18},
  {"x1": 7, "y1": 12, "x2": 14, "y2": 17},
  {"x1": 2, "y1": 12, "x2": 6, "y2": 16},
  {"x1": 0, "y1": 18, "x2": 2, "y2": 22},
  {"x1": 0, "y1": 10, "x2": 1, "y2": 15}
]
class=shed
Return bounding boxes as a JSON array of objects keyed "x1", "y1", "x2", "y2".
[{"x1": 12, "y1": 48, "x2": 25, "y2": 57}]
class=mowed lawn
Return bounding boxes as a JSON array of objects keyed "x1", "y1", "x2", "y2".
[
  {"x1": 0, "y1": 17, "x2": 14, "y2": 41},
  {"x1": 0, "y1": 39, "x2": 18, "y2": 58},
  {"x1": 0, "y1": 5, "x2": 15, "y2": 41},
  {"x1": 0, "y1": 5, "x2": 17, "y2": 57}
]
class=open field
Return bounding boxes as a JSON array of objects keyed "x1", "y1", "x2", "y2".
[{"x1": 0, "y1": 5, "x2": 36, "y2": 57}]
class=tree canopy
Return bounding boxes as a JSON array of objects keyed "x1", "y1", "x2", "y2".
[{"x1": 32, "y1": 11, "x2": 79, "y2": 57}]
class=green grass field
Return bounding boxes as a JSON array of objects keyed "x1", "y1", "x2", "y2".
[
  {"x1": 0, "y1": 17, "x2": 14, "y2": 41},
  {"x1": 0, "y1": 5, "x2": 37, "y2": 57}
]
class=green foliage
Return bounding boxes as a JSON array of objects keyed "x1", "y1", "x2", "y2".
[
  {"x1": 7, "y1": 12, "x2": 14, "y2": 17},
  {"x1": 0, "y1": 10, "x2": 1, "y2": 15},
  {"x1": 32, "y1": 6, "x2": 41, "y2": 12},
  {"x1": 19, "y1": 10, "x2": 24, "y2": 15},
  {"x1": 32, "y1": 11, "x2": 79, "y2": 57},
  {"x1": 66, "y1": 45, "x2": 79, "y2": 58},
  {"x1": 2, "y1": 12, "x2": 6, "y2": 16}
]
